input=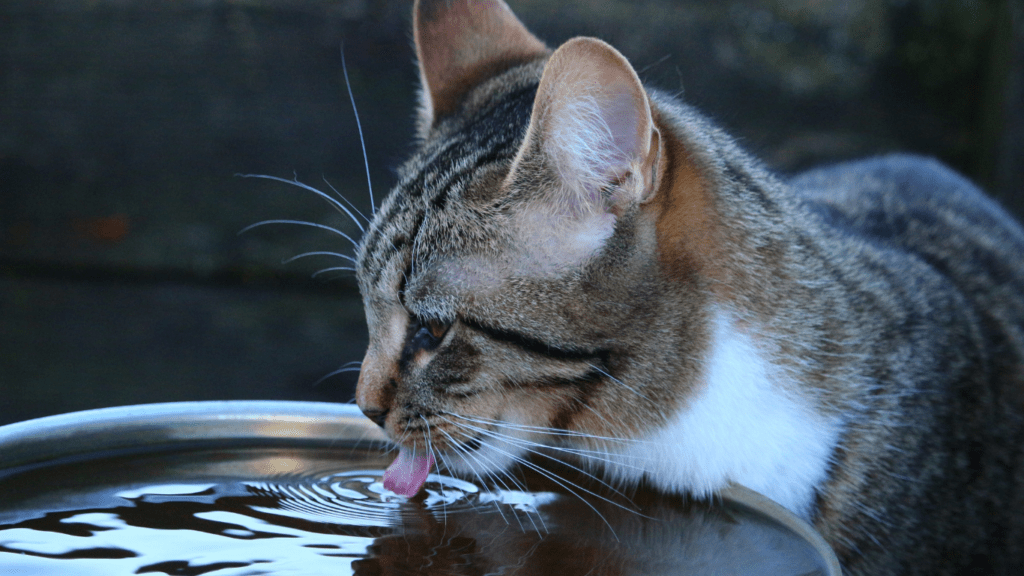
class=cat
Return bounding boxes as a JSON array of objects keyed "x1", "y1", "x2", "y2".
[{"x1": 351, "y1": 1, "x2": 1024, "y2": 574}]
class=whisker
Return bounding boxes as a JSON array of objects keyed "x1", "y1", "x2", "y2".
[
  {"x1": 322, "y1": 176, "x2": 370, "y2": 223},
  {"x1": 444, "y1": 417, "x2": 647, "y2": 501},
  {"x1": 441, "y1": 418, "x2": 638, "y2": 503},
  {"x1": 445, "y1": 412, "x2": 605, "y2": 441},
  {"x1": 438, "y1": 428, "x2": 515, "y2": 527},
  {"x1": 324, "y1": 366, "x2": 363, "y2": 375},
  {"x1": 312, "y1": 365, "x2": 362, "y2": 387},
  {"x1": 419, "y1": 416, "x2": 449, "y2": 536},
  {"x1": 283, "y1": 251, "x2": 357, "y2": 265},
  {"x1": 432, "y1": 446, "x2": 478, "y2": 535},
  {"x1": 236, "y1": 173, "x2": 365, "y2": 233},
  {"x1": 587, "y1": 363, "x2": 649, "y2": 401},
  {"x1": 478, "y1": 466, "x2": 544, "y2": 535},
  {"x1": 476, "y1": 451, "x2": 546, "y2": 535},
  {"x1": 455, "y1": 433, "x2": 622, "y2": 539},
  {"x1": 446, "y1": 412, "x2": 653, "y2": 447},
  {"x1": 448, "y1": 415, "x2": 649, "y2": 468},
  {"x1": 636, "y1": 52, "x2": 673, "y2": 75},
  {"x1": 311, "y1": 266, "x2": 357, "y2": 278},
  {"x1": 536, "y1": 443, "x2": 648, "y2": 470},
  {"x1": 339, "y1": 414, "x2": 389, "y2": 455},
  {"x1": 238, "y1": 219, "x2": 360, "y2": 249},
  {"x1": 578, "y1": 401, "x2": 625, "y2": 442},
  {"x1": 340, "y1": 46, "x2": 374, "y2": 215},
  {"x1": 463, "y1": 440, "x2": 532, "y2": 496}
]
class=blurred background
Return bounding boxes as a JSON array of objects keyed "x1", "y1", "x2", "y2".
[{"x1": 1, "y1": 0, "x2": 1021, "y2": 426}]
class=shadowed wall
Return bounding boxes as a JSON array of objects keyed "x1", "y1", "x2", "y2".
[{"x1": 1, "y1": 0, "x2": 1021, "y2": 425}]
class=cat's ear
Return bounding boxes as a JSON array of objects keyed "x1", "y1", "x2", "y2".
[
  {"x1": 506, "y1": 38, "x2": 661, "y2": 274},
  {"x1": 413, "y1": 0, "x2": 548, "y2": 134},
  {"x1": 514, "y1": 37, "x2": 660, "y2": 206}
]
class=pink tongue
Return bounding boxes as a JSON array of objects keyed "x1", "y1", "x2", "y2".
[{"x1": 383, "y1": 447, "x2": 434, "y2": 497}]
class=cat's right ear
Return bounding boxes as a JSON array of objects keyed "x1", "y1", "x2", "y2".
[
  {"x1": 413, "y1": 0, "x2": 548, "y2": 137},
  {"x1": 511, "y1": 37, "x2": 661, "y2": 208},
  {"x1": 501, "y1": 38, "x2": 662, "y2": 273}
]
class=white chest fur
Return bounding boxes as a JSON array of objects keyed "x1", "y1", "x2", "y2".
[{"x1": 605, "y1": 310, "x2": 842, "y2": 519}]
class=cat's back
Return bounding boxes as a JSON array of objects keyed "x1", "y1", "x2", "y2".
[
  {"x1": 791, "y1": 154, "x2": 1023, "y2": 254},
  {"x1": 791, "y1": 154, "x2": 1024, "y2": 330},
  {"x1": 784, "y1": 154, "x2": 1024, "y2": 574}
]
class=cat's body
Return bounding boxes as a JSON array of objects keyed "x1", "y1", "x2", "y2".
[{"x1": 353, "y1": 1, "x2": 1024, "y2": 573}]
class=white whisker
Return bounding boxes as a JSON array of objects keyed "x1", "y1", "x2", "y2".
[
  {"x1": 587, "y1": 363, "x2": 649, "y2": 401},
  {"x1": 238, "y1": 219, "x2": 359, "y2": 249},
  {"x1": 311, "y1": 266, "x2": 357, "y2": 278},
  {"x1": 537, "y1": 443, "x2": 648, "y2": 470},
  {"x1": 283, "y1": 251, "x2": 357, "y2": 265},
  {"x1": 482, "y1": 456, "x2": 546, "y2": 535},
  {"x1": 453, "y1": 432, "x2": 622, "y2": 539},
  {"x1": 578, "y1": 401, "x2": 624, "y2": 443},
  {"x1": 438, "y1": 428, "x2": 516, "y2": 528},
  {"x1": 420, "y1": 416, "x2": 449, "y2": 535},
  {"x1": 312, "y1": 366, "x2": 362, "y2": 387},
  {"x1": 447, "y1": 415, "x2": 641, "y2": 466},
  {"x1": 340, "y1": 47, "x2": 374, "y2": 215},
  {"x1": 440, "y1": 414, "x2": 638, "y2": 504},
  {"x1": 322, "y1": 175, "x2": 370, "y2": 224},
  {"x1": 443, "y1": 416, "x2": 647, "y2": 503},
  {"x1": 237, "y1": 173, "x2": 365, "y2": 233},
  {"x1": 446, "y1": 412, "x2": 653, "y2": 447}
]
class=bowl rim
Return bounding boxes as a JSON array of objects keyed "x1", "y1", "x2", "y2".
[
  {"x1": 0, "y1": 400, "x2": 841, "y2": 575},
  {"x1": 0, "y1": 400, "x2": 388, "y2": 473}
]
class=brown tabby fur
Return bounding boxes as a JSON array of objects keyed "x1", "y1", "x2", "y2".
[{"x1": 354, "y1": 1, "x2": 1024, "y2": 574}]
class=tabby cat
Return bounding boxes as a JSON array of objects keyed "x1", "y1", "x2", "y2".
[{"x1": 352, "y1": 1, "x2": 1024, "y2": 574}]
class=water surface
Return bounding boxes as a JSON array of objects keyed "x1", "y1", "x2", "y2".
[{"x1": 0, "y1": 446, "x2": 828, "y2": 575}]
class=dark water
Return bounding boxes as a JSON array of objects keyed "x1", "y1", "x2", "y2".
[{"x1": 0, "y1": 446, "x2": 828, "y2": 575}]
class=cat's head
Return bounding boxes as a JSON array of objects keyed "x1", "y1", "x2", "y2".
[{"x1": 355, "y1": 0, "x2": 713, "y2": 491}]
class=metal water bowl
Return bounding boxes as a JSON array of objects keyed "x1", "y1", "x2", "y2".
[{"x1": 0, "y1": 401, "x2": 841, "y2": 575}]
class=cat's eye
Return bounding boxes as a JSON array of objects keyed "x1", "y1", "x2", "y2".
[
  {"x1": 426, "y1": 319, "x2": 450, "y2": 340},
  {"x1": 425, "y1": 317, "x2": 454, "y2": 340},
  {"x1": 405, "y1": 317, "x2": 452, "y2": 355}
]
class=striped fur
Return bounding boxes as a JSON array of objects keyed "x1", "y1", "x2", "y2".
[{"x1": 354, "y1": 2, "x2": 1024, "y2": 574}]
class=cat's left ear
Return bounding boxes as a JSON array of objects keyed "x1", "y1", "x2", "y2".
[
  {"x1": 509, "y1": 37, "x2": 661, "y2": 213},
  {"x1": 414, "y1": 0, "x2": 548, "y2": 136}
]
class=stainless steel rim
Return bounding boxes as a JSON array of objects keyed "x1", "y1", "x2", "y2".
[
  {"x1": 0, "y1": 400, "x2": 387, "y2": 473},
  {"x1": 0, "y1": 400, "x2": 841, "y2": 574},
  {"x1": 723, "y1": 484, "x2": 843, "y2": 576}
]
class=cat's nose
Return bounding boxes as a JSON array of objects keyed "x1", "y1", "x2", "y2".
[
  {"x1": 356, "y1": 349, "x2": 397, "y2": 430},
  {"x1": 360, "y1": 406, "x2": 389, "y2": 428}
]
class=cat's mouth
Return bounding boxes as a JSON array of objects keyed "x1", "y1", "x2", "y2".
[
  {"x1": 383, "y1": 447, "x2": 435, "y2": 497},
  {"x1": 382, "y1": 420, "x2": 503, "y2": 497}
]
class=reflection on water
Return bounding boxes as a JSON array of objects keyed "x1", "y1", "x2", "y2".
[{"x1": 0, "y1": 447, "x2": 827, "y2": 575}]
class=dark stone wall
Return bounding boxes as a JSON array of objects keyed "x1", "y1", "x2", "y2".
[{"x1": 1, "y1": 0, "x2": 1021, "y2": 425}]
